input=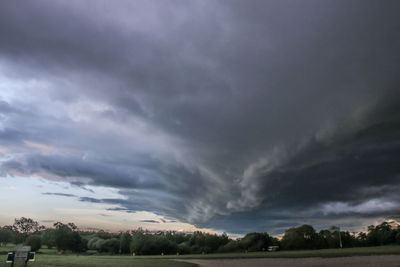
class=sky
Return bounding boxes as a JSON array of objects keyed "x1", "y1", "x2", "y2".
[{"x1": 0, "y1": 0, "x2": 400, "y2": 236}]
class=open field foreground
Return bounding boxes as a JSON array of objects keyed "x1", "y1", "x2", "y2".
[
  {"x1": 0, "y1": 254, "x2": 196, "y2": 267},
  {"x1": 0, "y1": 246, "x2": 399, "y2": 266},
  {"x1": 146, "y1": 245, "x2": 400, "y2": 259},
  {"x1": 177, "y1": 255, "x2": 400, "y2": 267}
]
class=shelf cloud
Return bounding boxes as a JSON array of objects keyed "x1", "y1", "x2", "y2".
[{"x1": 1, "y1": 0, "x2": 400, "y2": 234}]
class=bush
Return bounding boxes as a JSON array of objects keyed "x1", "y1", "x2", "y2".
[
  {"x1": 100, "y1": 238, "x2": 120, "y2": 254},
  {"x1": 177, "y1": 242, "x2": 191, "y2": 254},
  {"x1": 25, "y1": 235, "x2": 42, "y2": 252}
]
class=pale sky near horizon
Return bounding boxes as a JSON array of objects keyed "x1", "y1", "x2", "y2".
[{"x1": 0, "y1": 175, "x2": 216, "y2": 234}]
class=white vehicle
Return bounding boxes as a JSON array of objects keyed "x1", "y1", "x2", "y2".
[{"x1": 267, "y1": 245, "x2": 279, "y2": 252}]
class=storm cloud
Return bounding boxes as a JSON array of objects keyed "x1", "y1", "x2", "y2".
[{"x1": 1, "y1": 0, "x2": 400, "y2": 234}]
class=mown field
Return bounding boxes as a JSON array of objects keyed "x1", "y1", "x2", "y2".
[
  {"x1": 0, "y1": 244, "x2": 195, "y2": 267},
  {"x1": 0, "y1": 244, "x2": 399, "y2": 266},
  {"x1": 0, "y1": 254, "x2": 195, "y2": 267}
]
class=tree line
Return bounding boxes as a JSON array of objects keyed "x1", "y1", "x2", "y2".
[{"x1": 0, "y1": 217, "x2": 399, "y2": 255}]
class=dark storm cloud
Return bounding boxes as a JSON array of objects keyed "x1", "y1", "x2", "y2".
[
  {"x1": 0, "y1": 128, "x2": 23, "y2": 145},
  {"x1": 1, "y1": 0, "x2": 400, "y2": 234},
  {"x1": 140, "y1": 220, "x2": 160, "y2": 224},
  {"x1": 106, "y1": 207, "x2": 136, "y2": 214},
  {"x1": 42, "y1": 192, "x2": 77, "y2": 197},
  {"x1": 78, "y1": 197, "x2": 130, "y2": 205}
]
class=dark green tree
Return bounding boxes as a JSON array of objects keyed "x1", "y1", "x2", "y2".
[
  {"x1": 96, "y1": 230, "x2": 113, "y2": 240},
  {"x1": 396, "y1": 231, "x2": 400, "y2": 245},
  {"x1": 41, "y1": 229, "x2": 56, "y2": 249},
  {"x1": 88, "y1": 237, "x2": 103, "y2": 250},
  {"x1": 0, "y1": 226, "x2": 14, "y2": 246},
  {"x1": 239, "y1": 232, "x2": 274, "y2": 252},
  {"x1": 367, "y1": 222, "x2": 396, "y2": 246},
  {"x1": 100, "y1": 238, "x2": 120, "y2": 254},
  {"x1": 281, "y1": 224, "x2": 317, "y2": 250},
  {"x1": 120, "y1": 232, "x2": 132, "y2": 254},
  {"x1": 53, "y1": 222, "x2": 85, "y2": 252},
  {"x1": 218, "y1": 240, "x2": 239, "y2": 253},
  {"x1": 70, "y1": 232, "x2": 86, "y2": 252},
  {"x1": 25, "y1": 235, "x2": 42, "y2": 252},
  {"x1": 318, "y1": 229, "x2": 336, "y2": 248}
]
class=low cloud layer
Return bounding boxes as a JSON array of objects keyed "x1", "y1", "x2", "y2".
[{"x1": 1, "y1": 0, "x2": 400, "y2": 234}]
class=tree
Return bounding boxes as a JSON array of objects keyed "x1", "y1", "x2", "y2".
[
  {"x1": 177, "y1": 241, "x2": 191, "y2": 254},
  {"x1": 356, "y1": 232, "x2": 367, "y2": 247},
  {"x1": 41, "y1": 229, "x2": 56, "y2": 249},
  {"x1": 120, "y1": 233, "x2": 132, "y2": 254},
  {"x1": 101, "y1": 238, "x2": 120, "y2": 254},
  {"x1": 130, "y1": 232, "x2": 177, "y2": 255},
  {"x1": 281, "y1": 224, "x2": 317, "y2": 250},
  {"x1": 53, "y1": 222, "x2": 85, "y2": 252},
  {"x1": 25, "y1": 235, "x2": 42, "y2": 252},
  {"x1": 218, "y1": 240, "x2": 239, "y2": 253},
  {"x1": 367, "y1": 222, "x2": 396, "y2": 246},
  {"x1": 70, "y1": 232, "x2": 86, "y2": 252},
  {"x1": 13, "y1": 217, "x2": 44, "y2": 241},
  {"x1": 318, "y1": 229, "x2": 336, "y2": 249},
  {"x1": 88, "y1": 237, "x2": 103, "y2": 250},
  {"x1": 0, "y1": 226, "x2": 14, "y2": 246},
  {"x1": 239, "y1": 232, "x2": 273, "y2": 252},
  {"x1": 96, "y1": 230, "x2": 113, "y2": 240},
  {"x1": 54, "y1": 222, "x2": 72, "y2": 251},
  {"x1": 396, "y1": 231, "x2": 400, "y2": 245}
]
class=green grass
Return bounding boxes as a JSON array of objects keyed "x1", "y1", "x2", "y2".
[
  {"x1": 1, "y1": 245, "x2": 399, "y2": 266},
  {"x1": 0, "y1": 254, "x2": 195, "y2": 267},
  {"x1": 0, "y1": 244, "x2": 15, "y2": 254},
  {"x1": 143, "y1": 245, "x2": 400, "y2": 259},
  {"x1": 0, "y1": 244, "x2": 194, "y2": 267}
]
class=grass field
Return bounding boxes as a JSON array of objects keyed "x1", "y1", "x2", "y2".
[
  {"x1": 0, "y1": 244, "x2": 195, "y2": 267},
  {"x1": 148, "y1": 245, "x2": 400, "y2": 259},
  {"x1": 0, "y1": 254, "x2": 196, "y2": 267},
  {"x1": 0, "y1": 244, "x2": 399, "y2": 266}
]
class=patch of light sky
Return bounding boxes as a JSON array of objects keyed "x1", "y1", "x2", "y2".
[
  {"x1": 0, "y1": 175, "x2": 217, "y2": 234},
  {"x1": 0, "y1": 67, "x2": 48, "y2": 102},
  {"x1": 0, "y1": 69, "x2": 221, "y2": 235}
]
